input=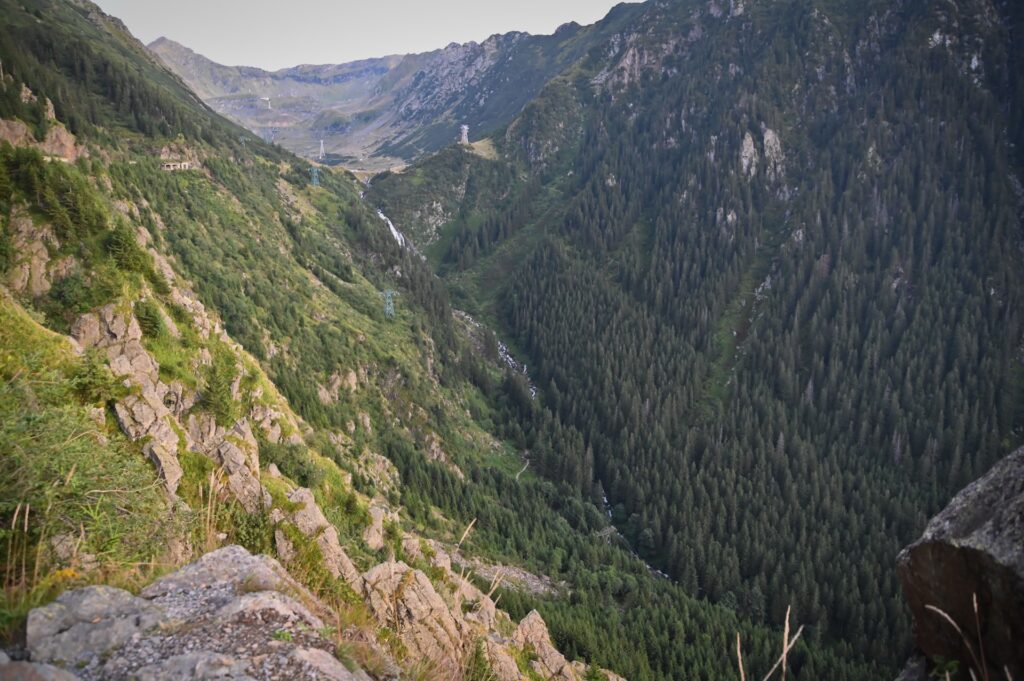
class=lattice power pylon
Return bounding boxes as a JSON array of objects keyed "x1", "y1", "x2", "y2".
[
  {"x1": 381, "y1": 289, "x2": 397, "y2": 318},
  {"x1": 310, "y1": 166, "x2": 320, "y2": 187}
]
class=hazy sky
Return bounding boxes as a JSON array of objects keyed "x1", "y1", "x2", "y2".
[{"x1": 94, "y1": 0, "x2": 633, "y2": 70}]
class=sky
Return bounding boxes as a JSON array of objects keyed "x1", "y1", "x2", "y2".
[{"x1": 93, "y1": 0, "x2": 633, "y2": 70}]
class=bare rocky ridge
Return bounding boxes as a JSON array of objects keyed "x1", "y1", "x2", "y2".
[
  {"x1": 896, "y1": 446, "x2": 1024, "y2": 680},
  {"x1": 15, "y1": 546, "x2": 370, "y2": 681}
]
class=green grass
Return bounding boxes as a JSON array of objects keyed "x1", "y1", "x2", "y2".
[{"x1": 0, "y1": 293, "x2": 178, "y2": 642}]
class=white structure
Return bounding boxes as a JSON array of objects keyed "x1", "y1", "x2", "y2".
[
  {"x1": 460, "y1": 124, "x2": 470, "y2": 145},
  {"x1": 318, "y1": 139, "x2": 326, "y2": 160}
]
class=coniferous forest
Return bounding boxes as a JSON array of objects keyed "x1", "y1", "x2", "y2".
[{"x1": 370, "y1": 0, "x2": 1024, "y2": 670}]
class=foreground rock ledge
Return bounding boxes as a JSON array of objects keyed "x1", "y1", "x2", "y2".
[
  {"x1": 896, "y1": 446, "x2": 1024, "y2": 680},
  {"x1": 13, "y1": 545, "x2": 371, "y2": 681}
]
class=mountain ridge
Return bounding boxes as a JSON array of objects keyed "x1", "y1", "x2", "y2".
[{"x1": 148, "y1": 3, "x2": 646, "y2": 169}]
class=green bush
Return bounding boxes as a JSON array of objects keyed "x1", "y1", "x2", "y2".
[
  {"x1": 134, "y1": 299, "x2": 166, "y2": 338},
  {"x1": 230, "y1": 505, "x2": 274, "y2": 555},
  {"x1": 259, "y1": 440, "x2": 324, "y2": 489},
  {"x1": 203, "y1": 349, "x2": 240, "y2": 426},
  {"x1": 104, "y1": 220, "x2": 150, "y2": 274}
]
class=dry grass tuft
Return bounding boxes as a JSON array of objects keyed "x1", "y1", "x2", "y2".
[
  {"x1": 735, "y1": 605, "x2": 804, "y2": 681},
  {"x1": 925, "y1": 594, "x2": 1015, "y2": 681}
]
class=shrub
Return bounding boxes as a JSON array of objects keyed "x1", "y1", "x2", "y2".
[{"x1": 134, "y1": 299, "x2": 166, "y2": 338}]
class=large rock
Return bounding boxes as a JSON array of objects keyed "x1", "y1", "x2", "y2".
[
  {"x1": 73, "y1": 305, "x2": 185, "y2": 496},
  {"x1": 897, "y1": 447, "x2": 1024, "y2": 680},
  {"x1": 363, "y1": 503, "x2": 397, "y2": 552},
  {"x1": 187, "y1": 415, "x2": 267, "y2": 512},
  {"x1": 363, "y1": 561, "x2": 468, "y2": 675},
  {"x1": 513, "y1": 610, "x2": 580, "y2": 681},
  {"x1": 26, "y1": 585, "x2": 163, "y2": 667},
  {"x1": 0, "y1": 661, "x2": 79, "y2": 681},
  {"x1": 278, "y1": 488, "x2": 363, "y2": 591},
  {"x1": 25, "y1": 546, "x2": 371, "y2": 680}
]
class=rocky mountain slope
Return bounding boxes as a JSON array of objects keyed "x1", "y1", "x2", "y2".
[
  {"x1": 0, "y1": 1, "x2": 633, "y2": 678},
  {"x1": 149, "y1": 4, "x2": 645, "y2": 169}
]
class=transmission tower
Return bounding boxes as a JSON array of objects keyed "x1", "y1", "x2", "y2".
[
  {"x1": 310, "y1": 166, "x2": 320, "y2": 187},
  {"x1": 381, "y1": 289, "x2": 397, "y2": 318},
  {"x1": 318, "y1": 139, "x2": 326, "y2": 161}
]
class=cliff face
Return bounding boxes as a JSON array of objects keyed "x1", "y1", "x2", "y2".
[{"x1": 896, "y1": 447, "x2": 1024, "y2": 680}]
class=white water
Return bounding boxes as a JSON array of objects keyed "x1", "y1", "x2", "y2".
[{"x1": 377, "y1": 209, "x2": 406, "y2": 248}]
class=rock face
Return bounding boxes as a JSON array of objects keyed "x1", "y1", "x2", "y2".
[
  {"x1": 363, "y1": 502, "x2": 398, "y2": 552},
  {"x1": 274, "y1": 488, "x2": 364, "y2": 591},
  {"x1": 896, "y1": 447, "x2": 1024, "y2": 680},
  {"x1": 363, "y1": 561, "x2": 468, "y2": 675},
  {"x1": 5, "y1": 207, "x2": 64, "y2": 297},
  {"x1": 24, "y1": 546, "x2": 370, "y2": 681},
  {"x1": 72, "y1": 304, "x2": 185, "y2": 495},
  {"x1": 0, "y1": 117, "x2": 86, "y2": 162},
  {"x1": 513, "y1": 610, "x2": 579, "y2": 681}
]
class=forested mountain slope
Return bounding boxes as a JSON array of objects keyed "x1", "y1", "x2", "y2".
[
  {"x1": 369, "y1": 0, "x2": 1024, "y2": 669},
  {"x1": 0, "y1": 0, "x2": 900, "y2": 679}
]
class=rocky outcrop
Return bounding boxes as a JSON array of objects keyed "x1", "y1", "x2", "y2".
[
  {"x1": 0, "y1": 117, "x2": 86, "y2": 162},
  {"x1": 23, "y1": 546, "x2": 370, "y2": 681},
  {"x1": 363, "y1": 502, "x2": 398, "y2": 552},
  {"x1": 70, "y1": 301, "x2": 271, "y2": 510},
  {"x1": 188, "y1": 414, "x2": 267, "y2": 513},
  {"x1": 317, "y1": 370, "x2": 358, "y2": 405},
  {"x1": 363, "y1": 561, "x2": 469, "y2": 675},
  {"x1": 485, "y1": 640, "x2": 524, "y2": 681},
  {"x1": 273, "y1": 488, "x2": 363, "y2": 591},
  {"x1": 896, "y1": 447, "x2": 1024, "y2": 680},
  {"x1": 740, "y1": 131, "x2": 758, "y2": 177},
  {"x1": 762, "y1": 127, "x2": 785, "y2": 182},
  {"x1": 345, "y1": 443, "x2": 400, "y2": 497},
  {"x1": 5, "y1": 208, "x2": 65, "y2": 297},
  {"x1": 72, "y1": 304, "x2": 184, "y2": 495},
  {"x1": 513, "y1": 610, "x2": 579, "y2": 681},
  {"x1": 449, "y1": 547, "x2": 562, "y2": 598}
]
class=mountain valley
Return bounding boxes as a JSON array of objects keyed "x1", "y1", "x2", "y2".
[{"x1": 1, "y1": 0, "x2": 1023, "y2": 680}]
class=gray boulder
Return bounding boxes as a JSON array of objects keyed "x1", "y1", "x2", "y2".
[
  {"x1": 896, "y1": 447, "x2": 1024, "y2": 680},
  {"x1": 24, "y1": 546, "x2": 374, "y2": 680},
  {"x1": 0, "y1": 661, "x2": 80, "y2": 681},
  {"x1": 26, "y1": 586, "x2": 162, "y2": 667},
  {"x1": 133, "y1": 652, "x2": 255, "y2": 681}
]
